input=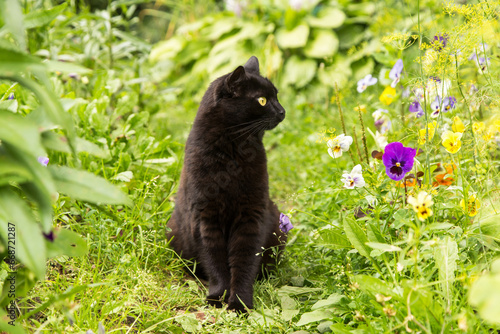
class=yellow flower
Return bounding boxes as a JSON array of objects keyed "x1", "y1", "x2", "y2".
[
  {"x1": 379, "y1": 86, "x2": 396, "y2": 105},
  {"x1": 407, "y1": 191, "x2": 433, "y2": 221},
  {"x1": 452, "y1": 116, "x2": 465, "y2": 133},
  {"x1": 492, "y1": 120, "x2": 500, "y2": 132},
  {"x1": 441, "y1": 130, "x2": 462, "y2": 154},
  {"x1": 472, "y1": 122, "x2": 485, "y2": 134},
  {"x1": 418, "y1": 121, "x2": 438, "y2": 145},
  {"x1": 354, "y1": 105, "x2": 367, "y2": 113},
  {"x1": 482, "y1": 127, "x2": 494, "y2": 141},
  {"x1": 460, "y1": 192, "x2": 480, "y2": 217}
]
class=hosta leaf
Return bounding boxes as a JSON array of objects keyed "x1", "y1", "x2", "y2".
[
  {"x1": 307, "y1": 7, "x2": 346, "y2": 29},
  {"x1": 304, "y1": 29, "x2": 339, "y2": 59},
  {"x1": 275, "y1": 24, "x2": 309, "y2": 49},
  {"x1": 283, "y1": 55, "x2": 317, "y2": 88},
  {"x1": 49, "y1": 166, "x2": 132, "y2": 206}
]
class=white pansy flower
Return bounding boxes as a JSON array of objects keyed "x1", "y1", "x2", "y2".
[
  {"x1": 341, "y1": 164, "x2": 365, "y2": 189},
  {"x1": 327, "y1": 134, "x2": 353, "y2": 159}
]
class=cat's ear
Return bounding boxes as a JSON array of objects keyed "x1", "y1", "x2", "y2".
[
  {"x1": 224, "y1": 65, "x2": 247, "y2": 93},
  {"x1": 244, "y1": 56, "x2": 260, "y2": 74}
]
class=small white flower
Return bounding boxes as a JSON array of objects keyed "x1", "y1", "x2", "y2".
[
  {"x1": 372, "y1": 109, "x2": 388, "y2": 121},
  {"x1": 327, "y1": 134, "x2": 353, "y2": 159},
  {"x1": 341, "y1": 164, "x2": 365, "y2": 189}
]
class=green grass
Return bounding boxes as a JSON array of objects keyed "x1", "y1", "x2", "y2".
[{"x1": 3, "y1": 0, "x2": 500, "y2": 333}]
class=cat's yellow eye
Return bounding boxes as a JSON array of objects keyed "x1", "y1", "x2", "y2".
[{"x1": 258, "y1": 97, "x2": 267, "y2": 106}]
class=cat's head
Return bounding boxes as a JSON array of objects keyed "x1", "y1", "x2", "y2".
[{"x1": 215, "y1": 56, "x2": 286, "y2": 132}]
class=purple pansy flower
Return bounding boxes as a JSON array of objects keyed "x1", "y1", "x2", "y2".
[
  {"x1": 442, "y1": 96, "x2": 456, "y2": 112},
  {"x1": 389, "y1": 59, "x2": 403, "y2": 88},
  {"x1": 38, "y1": 156, "x2": 49, "y2": 167},
  {"x1": 409, "y1": 100, "x2": 424, "y2": 118},
  {"x1": 8, "y1": 93, "x2": 14, "y2": 100},
  {"x1": 279, "y1": 213, "x2": 293, "y2": 234},
  {"x1": 357, "y1": 74, "x2": 378, "y2": 93},
  {"x1": 382, "y1": 142, "x2": 417, "y2": 181},
  {"x1": 430, "y1": 96, "x2": 442, "y2": 118}
]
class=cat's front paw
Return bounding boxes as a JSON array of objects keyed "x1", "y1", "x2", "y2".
[{"x1": 227, "y1": 296, "x2": 252, "y2": 313}]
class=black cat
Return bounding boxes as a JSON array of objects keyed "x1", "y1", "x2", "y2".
[{"x1": 167, "y1": 56, "x2": 288, "y2": 312}]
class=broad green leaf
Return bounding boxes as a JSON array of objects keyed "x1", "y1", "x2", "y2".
[
  {"x1": 296, "y1": 309, "x2": 332, "y2": 326},
  {"x1": 44, "y1": 60, "x2": 92, "y2": 74},
  {"x1": 283, "y1": 56, "x2": 317, "y2": 88},
  {"x1": 307, "y1": 7, "x2": 346, "y2": 29},
  {"x1": 434, "y1": 236, "x2": 458, "y2": 303},
  {"x1": 20, "y1": 182, "x2": 53, "y2": 234},
  {"x1": 366, "y1": 221, "x2": 385, "y2": 243},
  {"x1": 42, "y1": 131, "x2": 108, "y2": 158},
  {"x1": 0, "y1": 109, "x2": 45, "y2": 158},
  {"x1": 0, "y1": 0, "x2": 25, "y2": 50},
  {"x1": 280, "y1": 295, "x2": 299, "y2": 321},
  {"x1": 0, "y1": 267, "x2": 37, "y2": 308},
  {"x1": 304, "y1": 29, "x2": 339, "y2": 59},
  {"x1": 175, "y1": 314, "x2": 201, "y2": 333},
  {"x1": 0, "y1": 154, "x2": 33, "y2": 185},
  {"x1": 6, "y1": 75, "x2": 76, "y2": 152},
  {"x1": 149, "y1": 36, "x2": 186, "y2": 62},
  {"x1": 275, "y1": 24, "x2": 309, "y2": 49},
  {"x1": 330, "y1": 323, "x2": 353, "y2": 334},
  {"x1": 343, "y1": 217, "x2": 371, "y2": 258},
  {"x1": 365, "y1": 242, "x2": 402, "y2": 252},
  {"x1": 49, "y1": 166, "x2": 132, "y2": 206},
  {"x1": 277, "y1": 285, "x2": 322, "y2": 297},
  {"x1": 353, "y1": 275, "x2": 396, "y2": 298},
  {"x1": 311, "y1": 293, "x2": 345, "y2": 310},
  {"x1": 23, "y1": 3, "x2": 67, "y2": 29},
  {"x1": 0, "y1": 188, "x2": 46, "y2": 279},
  {"x1": 469, "y1": 259, "x2": 500, "y2": 325},
  {"x1": 46, "y1": 229, "x2": 88, "y2": 258},
  {"x1": 316, "y1": 226, "x2": 350, "y2": 249},
  {"x1": 0, "y1": 318, "x2": 26, "y2": 334},
  {"x1": 0, "y1": 48, "x2": 45, "y2": 80},
  {"x1": 318, "y1": 56, "x2": 352, "y2": 88}
]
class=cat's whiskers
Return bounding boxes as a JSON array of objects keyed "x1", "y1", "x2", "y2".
[{"x1": 230, "y1": 120, "x2": 268, "y2": 142}]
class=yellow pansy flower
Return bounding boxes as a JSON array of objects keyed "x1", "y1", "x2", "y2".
[
  {"x1": 452, "y1": 116, "x2": 465, "y2": 133},
  {"x1": 441, "y1": 130, "x2": 462, "y2": 154},
  {"x1": 472, "y1": 122, "x2": 485, "y2": 134},
  {"x1": 418, "y1": 121, "x2": 438, "y2": 145},
  {"x1": 379, "y1": 86, "x2": 396, "y2": 105},
  {"x1": 460, "y1": 192, "x2": 480, "y2": 217},
  {"x1": 407, "y1": 191, "x2": 433, "y2": 221}
]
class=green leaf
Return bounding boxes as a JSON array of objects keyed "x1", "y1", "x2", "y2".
[
  {"x1": 434, "y1": 236, "x2": 458, "y2": 303},
  {"x1": 0, "y1": 110, "x2": 45, "y2": 159},
  {"x1": 280, "y1": 295, "x2": 299, "y2": 321},
  {"x1": 469, "y1": 258, "x2": 500, "y2": 325},
  {"x1": 0, "y1": 318, "x2": 26, "y2": 333},
  {"x1": 318, "y1": 55, "x2": 352, "y2": 88},
  {"x1": 0, "y1": 154, "x2": 33, "y2": 186},
  {"x1": 0, "y1": 48, "x2": 46, "y2": 83},
  {"x1": 49, "y1": 166, "x2": 132, "y2": 206},
  {"x1": 275, "y1": 24, "x2": 309, "y2": 49},
  {"x1": 353, "y1": 275, "x2": 397, "y2": 298},
  {"x1": 0, "y1": 0, "x2": 26, "y2": 50},
  {"x1": 311, "y1": 293, "x2": 345, "y2": 310},
  {"x1": 316, "y1": 226, "x2": 351, "y2": 249},
  {"x1": 0, "y1": 188, "x2": 46, "y2": 279},
  {"x1": 277, "y1": 285, "x2": 322, "y2": 297},
  {"x1": 0, "y1": 267, "x2": 37, "y2": 308},
  {"x1": 42, "y1": 131, "x2": 108, "y2": 158},
  {"x1": 296, "y1": 309, "x2": 332, "y2": 326},
  {"x1": 283, "y1": 55, "x2": 317, "y2": 88},
  {"x1": 304, "y1": 29, "x2": 339, "y2": 59},
  {"x1": 44, "y1": 60, "x2": 92, "y2": 74},
  {"x1": 46, "y1": 229, "x2": 88, "y2": 258},
  {"x1": 343, "y1": 217, "x2": 371, "y2": 258},
  {"x1": 330, "y1": 323, "x2": 353, "y2": 334},
  {"x1": 365, "y1": 242, "x2": 402, "y2": 253},
  {"x1": 23, "y1": 3, "x2": 67, "y2": 29},
  {"x1": 307, "y1": 7, "x2": 346, "y2": 29},
  {"x1": 366, "y1": 221, "x2": 385, "y2": 243},
  {"x1": 175, "y1": 314, "x2": 201, "y2": 333}
]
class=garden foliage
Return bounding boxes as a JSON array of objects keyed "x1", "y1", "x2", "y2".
[{"x1": 0, "y1": 0, "x2": 500, "y2": 333}]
